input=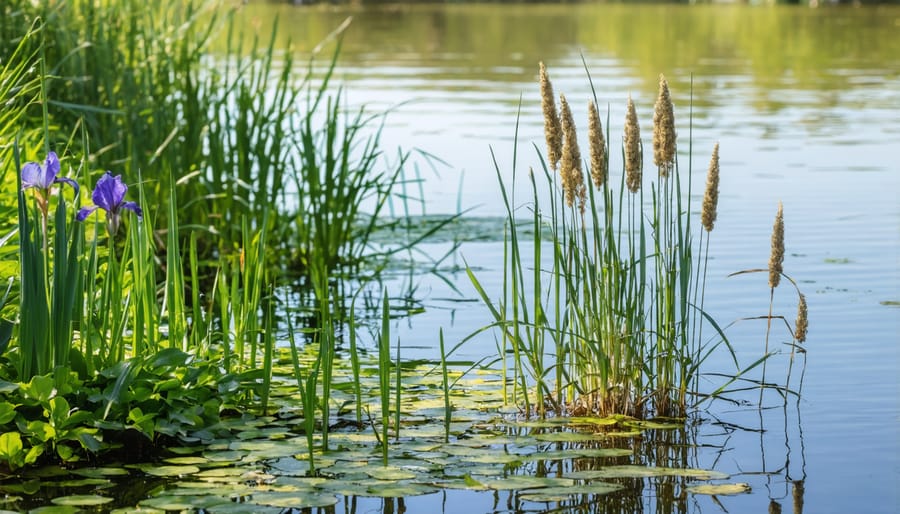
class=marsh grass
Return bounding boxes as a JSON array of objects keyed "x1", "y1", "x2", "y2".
[{"x1": 469, "y1": 65, "x2": 746, "y2": 419}]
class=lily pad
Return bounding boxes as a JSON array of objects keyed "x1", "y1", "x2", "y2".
[
  {"x1": 363, "y1": 483, "x2": 439, "y2": 498},
  {"x1": 141, "y1": 464, "x2": 201, "y2": 477},
  {"x1": 364, "y1": 466, "x2": 418, "y2": 480},
  {"x1": 519, "y1": 482, "x2": 624, "y2": 502},
  {"x1": 250, "y1": 492, "x2": 339, "y2": 508},
  {"x1": 70, "y1": 467, "x2": 130, "y2": 478},
  {"x1": 481, "y1": 476, "x2": 575, "y2": 490},
  {"x1": 686, "y1": 483, "x2": 751, "y2": 495},
  {"x1": 163, "y1": 456, "x2": 209, "y2": 465},
  {"x1": 534, "y1": 432, "x2": 606, "y2": 443},
  {"x1": 51, "y1": 495, "x2": 113, "y2": 506},
  {"x1": 566, "y1": 466, "x2": 729, "y2": 480},
  {"x1": 516, "y1": 448, "x2": 633, "y2": 460}
]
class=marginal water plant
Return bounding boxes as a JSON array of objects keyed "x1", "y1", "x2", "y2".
[{"x1": 469, "y1": 65, "x2": 806, "y2": 420}]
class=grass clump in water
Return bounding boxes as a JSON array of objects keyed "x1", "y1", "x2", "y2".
[{"x1": 469, "y1": 64, "x2": 798, "y2": 420}]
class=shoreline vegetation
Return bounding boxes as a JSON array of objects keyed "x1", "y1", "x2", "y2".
[{"x1": 0, "y1": 2, "x2": 807, "y2": 503}]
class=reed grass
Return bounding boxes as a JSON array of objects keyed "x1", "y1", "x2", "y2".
[{"x1": 469, "y1": 64, "x2": 745, "y2": 419}]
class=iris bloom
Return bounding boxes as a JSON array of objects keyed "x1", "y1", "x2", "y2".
[
  {"x1": 22, "y1": 151, "x2": 79, "y2": 194},
  {"x1": 76, "y1": 172, "x2": 143, "y2": 236},
  {"x1": 22, "y1": 152, "x2": 80, "y2": 219}
]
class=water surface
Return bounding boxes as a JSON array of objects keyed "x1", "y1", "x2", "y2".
[{"x1": 231, "y1": 3, "x2": 899, "y2": 512}]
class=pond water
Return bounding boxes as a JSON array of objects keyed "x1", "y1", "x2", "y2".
[
  {"x1": 7, "y1": 3, "x2": 897, "y2": 513},
  {"x1": 231, "y1": 3, "x2": 899, "y2": 513}
]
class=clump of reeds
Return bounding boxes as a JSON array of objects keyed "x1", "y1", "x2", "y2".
[
  {"x1": 653, "y1": 74, "x2": 676, "y2": 176},
  {"x1": 540, "y1": 62, "x2": 563, "y2": 170},
  {"x1": 470, "y1": 64, "x2": 748, "y2": 420}
]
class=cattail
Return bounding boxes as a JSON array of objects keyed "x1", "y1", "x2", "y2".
[
  {"x1": 768, "y1": 500, "x2": 782, "y2": 514},
  {"x1": 794, "y1": 294, "x2": 808, "y2": 343},
  {"x1": 624, "y1": 94, "x2": 642, "y2": 193},
  {"x1": 588, "y1": 101, "x2": 607, "y2": 189},
  {"x1": 701, "y1": 143, "x2": 720, "y2": 232},
  {"x1": 539, "y1": 62, "x2": 562, "y2": 170},
  {"x1": 653, "y1": 74, "x2": 676, "y2": 176},
  {"x1": 768, "y1": 202, "x2": 784, "y2": 289},
  {"x1": 559, "y1": 94, "x2": 585, "y2": 212}
]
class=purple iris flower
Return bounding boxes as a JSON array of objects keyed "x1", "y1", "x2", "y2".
[
  {"x1": 21, "y1": 151, "x2": 79, "y2": 195},
  {"x1": 76, "y1": 172, "x2": 143, "y2": 236}
]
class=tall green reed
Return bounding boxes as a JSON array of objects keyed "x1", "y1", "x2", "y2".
[{"x1": 470, "y1": 65, "x2": 736, "y2": 419}]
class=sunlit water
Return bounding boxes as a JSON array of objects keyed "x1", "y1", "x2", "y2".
[{"x1": 226, "y1": 3, "x2": 900, "y2": 513}]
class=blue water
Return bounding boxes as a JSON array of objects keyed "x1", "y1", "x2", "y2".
[{"x1": 239, "y1": 3, "x2": 900, "y2": 512}]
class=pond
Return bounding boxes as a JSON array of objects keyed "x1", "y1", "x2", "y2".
[
  {"x1": 5, "y1": 2, "x2": 899, "y2": 513},
  {"x1": 232, "y1": 3, "x2": 899, "y2": 512}
]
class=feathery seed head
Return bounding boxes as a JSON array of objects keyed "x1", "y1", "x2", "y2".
[
  {"x1": 624, "y1": 94, "x2": 642, "y2": 193},
  {"x1": 653, "y1": 74, "x2": 676, "y2": 176},
  {"x1": 559, "y1": 94, "x2": 585, "y2": 212},
  {"x1": 701, "y1": 143, "x2": 720, "y2": 232},
  {"x1": 768, "y1": 202, "x2": 785, "y2": 289},
  {"x1": 794, "y1": 294, "x2": 808, "y2": 343},
  {"x1": 539, "y1": 62, "x2": 563, "y2": 170},
  {"x1": 588, "y1": 101, "x2": 607, "y2": 190}
]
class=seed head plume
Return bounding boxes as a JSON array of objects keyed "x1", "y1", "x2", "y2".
[
  {"x1": 768, "y1": 202, "x2": 784, "y2": 289},
  {"x1": 588, "y1": 101, "x2": 607, "y2": 189},
  {"x1": 559, "y1": 94, "x2": 585, "y2": 212},
  {"x1": 794, "y1": 294, "x2": 808, "y2": 343},
  {"x1": 701, "y1": 143, "x2": 720, "y2": 232},
  {"x1": 624, "y1": 94, "x2": 642, "y2": 193},
  {"x1": 653, "y1": 74, "x2": 676, "y2": 176},
  {"x1": 539, "y1": 62, "x2": 562, "y2": 171}
]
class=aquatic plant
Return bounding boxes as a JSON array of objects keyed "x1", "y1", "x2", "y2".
[{"x1": 469, "y1": 66, "x2": 745, "y2": 419}]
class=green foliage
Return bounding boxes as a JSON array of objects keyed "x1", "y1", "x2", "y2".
[
  {"x1": 469, "y1": 72, "x2": 737, "y2": 419},
  {"x1": 0, "y1": 349, "x2": 258, "y2": 473}
]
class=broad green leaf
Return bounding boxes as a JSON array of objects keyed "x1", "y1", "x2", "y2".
[
  {"x1": 25, "y1": 420, "x2": 55, "y2": 442},
  {"x1": 481, "y1": 476, "x2": 574, "y2": 490},
  {"x1": 0, "y1": 402, "x2": 18, "y2": 424},
  {"x1": 141, "y1": 465, "x2": 201, "y2": 477},
  {"x1": 250, "y1": 492, "x2": 339, "y2": 509},
  {"x1": 51, "y1": 495, "x2": 113, "y2": 506},
  {"x1": 519, "y1": 483, "x2": 624, "y2": 502},
  {"x1": 21, "y1": 375, "x2": 56, "y2": 403}
]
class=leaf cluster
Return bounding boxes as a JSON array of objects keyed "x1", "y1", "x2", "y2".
[{"x1": 0, "y1": 349, "x2": 259, "y2": 474}]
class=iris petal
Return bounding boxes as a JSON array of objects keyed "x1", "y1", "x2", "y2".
[
  {"x1": 21, "y1": 162, "x2": 42, "y2": 189},
  {"x1": 122, "y1": 201, "x2": 143, "y2": 220},
  {"x1": 76, "y1": 205, "x2": 99, "y2": 222}
]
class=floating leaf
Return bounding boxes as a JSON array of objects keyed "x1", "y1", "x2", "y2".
[
  {"x1": 686, "y1": 483, "x2": 751, "y2": 495},
  {"x1": 534, "y1": 432, "x2": 606, "y2": 443},
  {"x1": 519, "y1": 482, "x2": 624, "y2": 502},
  {"x1": 51, "y1": 495, "x2": 113, "y2": 506},
  {"x1": 481, "y1": 476, "x2": 574, "y2": 490},
  {"x1": 566, "y1": 466, "x2": 729, "y2": 480},
  {"x1": 26, "y1": 506, "x2": 78, "y2": 514},
  {"x1": 70, "y1": 466, "x2": 129, "y2": 478},
  {"x1": 517, "y1": 448, "x2": 633, "y2": 461},
  {"x1": 163, "y1": 456, "x2": 209, "y2": 465},
  {"x1": 141, "y1": 465, "x2": 200, "y2": 477},
  {"x1": 622, "y1": 420, "x2": 684, "y2": 430},
  {"x1": 364, "y1": 466, "x2": 418, "y2": 481},
  {"x1": 250, "y1": 492, "x2": 339, "y2": 509},
  {"x1": 363, "y1": 483, "x2": 439, "y2": 498}
]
